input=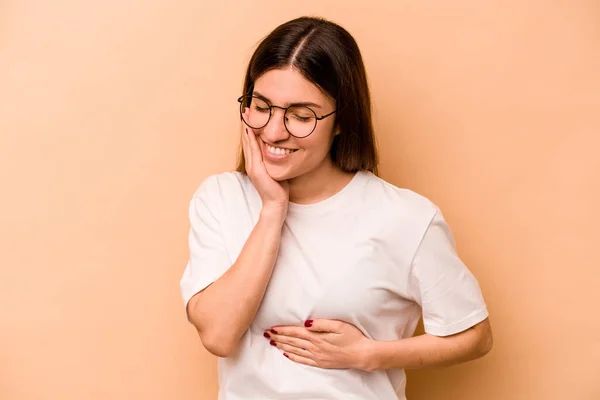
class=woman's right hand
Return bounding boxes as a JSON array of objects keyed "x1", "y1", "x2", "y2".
[{"x1": 241, "y1": 117, "x2": 290, "y2": 219}]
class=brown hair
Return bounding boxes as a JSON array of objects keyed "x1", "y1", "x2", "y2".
[{"x1": 236, "y1": 16, "x2": 378, "y2": 175}]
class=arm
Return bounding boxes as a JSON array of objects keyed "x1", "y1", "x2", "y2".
[
  {"x1": 187, "y1": 208, "x2": 285, "y2": 358},
  {"x1": 266, "y1": 209, "x2": 493, "y2": 370},
  {"x1": 265, "y1": 317, "x2": 492, "y2": 371},
  {"x1": 185, "y1": 124, "x2": 289, "y2": 358},
  {"x1": 362, "y1": 318, "x2": 493, "y2": 371}
]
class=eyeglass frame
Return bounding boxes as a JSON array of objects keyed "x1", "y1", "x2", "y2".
[{"x1": 237, "y1": 94, "x2": 336, "y2": 138}]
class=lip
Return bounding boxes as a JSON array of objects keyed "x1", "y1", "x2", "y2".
[{"x1": 260, "y1": 139, "x2": 297, "y2": 162}]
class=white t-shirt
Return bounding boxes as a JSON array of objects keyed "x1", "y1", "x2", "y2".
[{"x1": 180, "y1": 170, "x2": 488, "y2": 400}]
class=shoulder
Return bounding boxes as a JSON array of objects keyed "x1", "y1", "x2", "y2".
[
  {"x1": 190, "y1": 171, "x2": 259, "y2": 219},
  {"x1": 191, "y1": 171, "x2": 253, "y2": 200},
  {"x1": 361, "y1": 172, "x2": 439, "y2": 224},
  {"x1": 355, "y1": 173, "x2": 446, "y2": 272}
]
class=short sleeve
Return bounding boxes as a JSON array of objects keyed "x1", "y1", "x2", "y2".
[
  {"x1": 179, "y1": 176, "x2": 231, "y2": 314},
  {"x1": 408, "y1": 209, "x2": 489, "y2": 336}
]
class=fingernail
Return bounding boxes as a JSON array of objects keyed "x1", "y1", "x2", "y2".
[
  {"x1": 270, "y1": 340, "x2": 277, "y2": 346},
  {"x1": 263, "y1": 332, "x2": 270, "y2": 339},
  {"x1": 284, "y1": 353, "x2": 289, "y2": 358},
  {"x1": 270, "y1": 329, "x2": 278, "y2": 334},
  {"x1": 304, "y1": 320, "x2": 313, "y2": 328}
]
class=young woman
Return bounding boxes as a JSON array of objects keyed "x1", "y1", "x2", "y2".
[{"x1": 180, "y1": 16, "x2": 493, "y2": 400}]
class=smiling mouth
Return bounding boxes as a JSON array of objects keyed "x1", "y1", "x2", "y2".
[{"x1": 263, "y1": 141, "x2": 298, "y2": 156}]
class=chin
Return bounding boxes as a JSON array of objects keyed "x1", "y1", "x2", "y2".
[{"x1": 264, "y1": 163, "x2": 297, "y2": 182}]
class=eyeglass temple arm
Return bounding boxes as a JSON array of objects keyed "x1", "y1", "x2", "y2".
[{"x1": 316, "y1": 110, "x2": 336, "y2": 120}]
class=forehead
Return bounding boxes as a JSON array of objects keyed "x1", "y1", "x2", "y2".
[{"x1": 253, "y1": 67, "x2": 332, "y2": 107}]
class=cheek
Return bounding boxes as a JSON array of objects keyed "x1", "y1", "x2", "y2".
[{"x1": 300, "y1": 129, "x2": 335, "y2": 156}]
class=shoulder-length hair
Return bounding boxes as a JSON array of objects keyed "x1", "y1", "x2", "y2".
[{"x1": 236, "y1": 16, "x2": 378, "y2": 175}]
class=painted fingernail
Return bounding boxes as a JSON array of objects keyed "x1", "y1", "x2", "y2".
[
  {"x1": 270, "y1": 340, "x2": 277, "y2": 346},
  {"x1": 304, "y1": 320, "x2": 313, "y2": 327},
  {"x1": 270, "y1": 329, "x2": 278, "y2": 334},
  {"x1": 283, "y1": 353, "x2": 289, "y2": 358},
  {"x1": 263, "y1": 332, "x2": 270, "y2": 339}
]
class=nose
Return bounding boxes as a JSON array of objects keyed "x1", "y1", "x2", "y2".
[{"x1": 261, "y1": 108, "x2": 290, "y2": 143}]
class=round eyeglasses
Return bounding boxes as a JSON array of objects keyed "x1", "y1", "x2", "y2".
[{"x1": 237, "y1": 95, "x2": 336, "y2": 138}]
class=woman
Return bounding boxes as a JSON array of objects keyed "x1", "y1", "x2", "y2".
[{"x1": 180, "y1": 16, "x2": 492, "y2": 400}]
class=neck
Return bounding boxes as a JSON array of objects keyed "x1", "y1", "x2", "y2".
[{"x1": 287, "y1": 160, "x2": 355, "y2": 205}]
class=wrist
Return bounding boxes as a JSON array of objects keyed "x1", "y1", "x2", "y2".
[
  {"x1": 357, "y1": 339, "x2": 382, "y2": 372},
  {"x1": 259, "y1": 205, "x2": 287, "y2": 224}
]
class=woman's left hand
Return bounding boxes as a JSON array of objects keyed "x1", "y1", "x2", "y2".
[{"x1": 265, "y1": 319, "x2": 374, "y2": 370}]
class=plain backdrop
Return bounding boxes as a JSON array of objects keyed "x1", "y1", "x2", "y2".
[{"x1": 1, "y1": 1, "x2": 599, "y2": 399}]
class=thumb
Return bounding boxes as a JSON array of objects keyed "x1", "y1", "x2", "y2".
[{"x1": 304, "y1": 319, "x2": 343, "y2": 333}]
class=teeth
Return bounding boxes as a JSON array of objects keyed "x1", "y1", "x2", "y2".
[{"x1": 266, "y1": 143, "x2": 296, "y2": 155}]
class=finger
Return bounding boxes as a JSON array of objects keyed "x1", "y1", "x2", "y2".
[
  {"x1": 270, "y1": 326, "x2": 312, "y2": 341},
  {"x1": 269, "y1": 333, "x2": 313, "y2": 351},
  {"x1": 246, "y1": 126, "x2": 264, "y2": 166},
  {"x1": 282, "y1": 351, "x2": 318, "y2": 368},
  {"x1": 305, "y1": 319, "x2": 344, "y2": 333},
  {"x1": 274, "y1": 341, "x2": 313, "y2": 359},
  {"x1": 241, "y1": 128, "x2": 252, "y2": 171},
  {"x1": 241, "y1": 131, "x2": 251, "y2": 171}
]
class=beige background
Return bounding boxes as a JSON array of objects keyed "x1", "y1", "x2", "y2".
[{"x1": 1, "y1": 0, "x2": 599, "y2": 399}]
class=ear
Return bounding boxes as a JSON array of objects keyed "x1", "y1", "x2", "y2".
[
  {"x1": 333, "y1": 120, "x2": 342, "y2": 136},
  {"x1": 333, "y1": 124, "x2": 341, "y2": 136}
]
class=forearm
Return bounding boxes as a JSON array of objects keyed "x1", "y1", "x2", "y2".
[
  {"x1": 363, "y1": 319, "x2": 493, "y2": 371},
  {"x1": 188, "y1": 209, "x2": 285, "y2": 356}
]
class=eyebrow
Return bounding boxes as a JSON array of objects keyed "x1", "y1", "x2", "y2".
[{"x1": 252, "y1": 91, "x2": 323, "y2": 109}]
